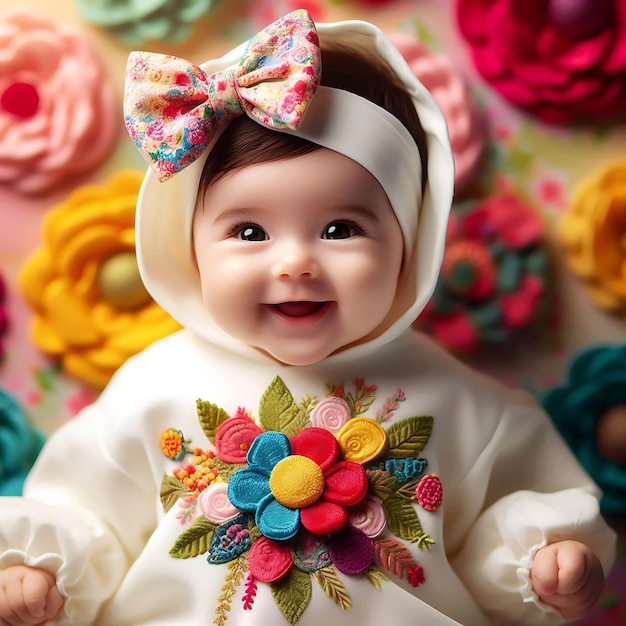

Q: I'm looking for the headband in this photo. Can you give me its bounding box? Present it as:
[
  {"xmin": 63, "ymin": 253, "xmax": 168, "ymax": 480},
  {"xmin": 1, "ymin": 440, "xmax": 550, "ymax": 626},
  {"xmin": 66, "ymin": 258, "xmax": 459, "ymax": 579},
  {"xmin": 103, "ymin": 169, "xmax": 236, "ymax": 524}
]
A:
[
  {"xmin": 126, "ymin": 11, "xmax": 455, "ymax": 358},
  {"xmin": 124, "ymin": 9, "xmax": 421, "ymax": 251}
]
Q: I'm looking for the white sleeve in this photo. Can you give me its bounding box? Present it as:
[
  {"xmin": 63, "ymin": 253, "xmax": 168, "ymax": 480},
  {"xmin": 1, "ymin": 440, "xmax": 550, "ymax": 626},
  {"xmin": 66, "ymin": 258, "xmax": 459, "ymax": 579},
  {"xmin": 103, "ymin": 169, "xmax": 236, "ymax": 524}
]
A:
[
  {"xmin": 0, "ymin": 377, "xmax": 159, "ymax": 624},
  {"xmin": 447, "ymin": 389, "xmax": 617, "ymax": 624}
]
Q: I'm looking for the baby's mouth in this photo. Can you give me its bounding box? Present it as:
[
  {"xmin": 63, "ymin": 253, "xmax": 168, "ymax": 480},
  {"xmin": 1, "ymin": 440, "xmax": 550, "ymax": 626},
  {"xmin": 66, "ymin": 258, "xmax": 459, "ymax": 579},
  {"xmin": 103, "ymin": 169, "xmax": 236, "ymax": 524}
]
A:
[{"xmin": 271, "ymin": 301, "xmax": 328, "ymax": 318}]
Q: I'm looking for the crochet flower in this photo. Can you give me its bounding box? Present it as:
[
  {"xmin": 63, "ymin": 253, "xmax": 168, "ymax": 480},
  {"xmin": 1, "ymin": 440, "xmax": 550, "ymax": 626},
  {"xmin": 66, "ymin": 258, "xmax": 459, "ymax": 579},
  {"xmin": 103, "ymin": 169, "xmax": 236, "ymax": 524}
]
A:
[
  {"xmin": 0, "ymin": 272, "xmax": 7, "ymax": 361},
  {"xmin": 19, "ymin": 171, "xmax": 180, "ymax": 388},
  {"xmin": 456, "ymin": 0, "xmax": 626, "ymax": 124},
  {"xmin": 542, "ymin": 345, "xmax": 626, "ymax": 517},
  {"xmin": 228, "ymin": 429, "xmax": 368, "ymax": 540},
  {"xmin": 163, "ymin": 377, "xmax": 436, "ymax": 624},
  {"xmin": 390, "ymin": 33, "xmax": 486, "ymax": 195},
  {"xmin": 559, "ymin": 159, "xmax": 626, "ymax": 314},
  {"xmin": 0, "ymin": 389, "xmax": 45, "ymax": 496},
  {"xmin": 416, "ymin": 194, "xmax": 547, "ymax": 352},
  {"xmin": 0, "ymin": 9, "xmax": 117, "ymax": 194},
  {"xmin": 75, "ymin": 0, "xmax": 218, "ymax": 45}
]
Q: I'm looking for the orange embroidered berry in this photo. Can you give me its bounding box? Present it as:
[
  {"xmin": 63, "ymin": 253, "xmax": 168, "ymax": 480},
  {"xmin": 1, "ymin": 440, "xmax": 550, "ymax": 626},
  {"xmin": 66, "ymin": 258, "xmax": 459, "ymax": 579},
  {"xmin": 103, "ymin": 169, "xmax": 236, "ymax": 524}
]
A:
[{"xmin": 160, "ymin": 428, "xmax": 186, "ymax": 460}]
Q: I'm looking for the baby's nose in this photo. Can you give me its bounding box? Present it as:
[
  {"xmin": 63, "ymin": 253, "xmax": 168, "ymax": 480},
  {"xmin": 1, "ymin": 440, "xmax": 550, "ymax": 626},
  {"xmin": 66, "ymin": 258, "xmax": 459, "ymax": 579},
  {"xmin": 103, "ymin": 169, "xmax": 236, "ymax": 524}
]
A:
[{"xmin": 271, "ymin": 245, "xmax": 320, "ymax": 280}]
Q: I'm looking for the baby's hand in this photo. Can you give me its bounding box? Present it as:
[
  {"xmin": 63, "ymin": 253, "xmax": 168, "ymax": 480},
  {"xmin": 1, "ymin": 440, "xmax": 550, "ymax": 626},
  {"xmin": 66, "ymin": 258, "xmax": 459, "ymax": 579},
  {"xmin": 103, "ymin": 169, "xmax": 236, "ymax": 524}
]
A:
[
  {"xmin": 0, "ymin": 565, "xmax": 63, "ymax": 626},
  {"xmin": 530, "ymin": 540, "xmax": 604, "ymax": 619}
]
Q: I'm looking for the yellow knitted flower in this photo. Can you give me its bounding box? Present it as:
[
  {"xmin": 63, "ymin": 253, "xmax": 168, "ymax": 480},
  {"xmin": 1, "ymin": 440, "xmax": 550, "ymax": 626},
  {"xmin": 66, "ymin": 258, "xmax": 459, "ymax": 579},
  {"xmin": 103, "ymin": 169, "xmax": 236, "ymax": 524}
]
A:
[
  {"xmin": 19, "ymin": 171, "xmax": 180, "ymax": 388},
  {"xmin": 560, "ymin": 159, "xmax": 626, "ymax": 313}
]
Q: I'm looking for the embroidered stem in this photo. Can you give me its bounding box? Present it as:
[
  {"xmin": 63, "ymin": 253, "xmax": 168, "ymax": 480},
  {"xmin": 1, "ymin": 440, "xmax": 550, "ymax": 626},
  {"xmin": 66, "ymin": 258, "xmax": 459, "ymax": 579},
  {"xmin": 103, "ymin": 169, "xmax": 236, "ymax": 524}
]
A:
[{"xmin": 214, "ymin": 553, "xmax": 248, "ymax": 626}]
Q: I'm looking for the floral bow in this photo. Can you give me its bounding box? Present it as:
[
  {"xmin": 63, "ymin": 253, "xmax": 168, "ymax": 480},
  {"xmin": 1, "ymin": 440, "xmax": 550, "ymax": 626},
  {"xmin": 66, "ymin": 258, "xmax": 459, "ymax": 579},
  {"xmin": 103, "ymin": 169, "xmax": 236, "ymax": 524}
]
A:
[{"xmin": 123, "ymin": 10, "xmax": 321, "ymax": 182}]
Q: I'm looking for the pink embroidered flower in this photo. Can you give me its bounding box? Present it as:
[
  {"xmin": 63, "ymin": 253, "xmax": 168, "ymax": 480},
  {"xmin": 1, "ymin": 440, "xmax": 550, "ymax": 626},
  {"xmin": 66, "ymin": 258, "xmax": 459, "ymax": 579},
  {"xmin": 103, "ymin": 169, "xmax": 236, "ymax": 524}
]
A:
[
  {"xmin": 416, "ymin": 474, "xmax": 443, "ymax": 512},
  {"xmin": 214, "ymin": 415, "xmax": 264, "ymax": 464},
  {"xmin": 456, "ymin": 0, "xmax": 626, "ymax": 124},
  {"xmin": 197, "ymin": 482, "xmax": 240, "ymax": 524},
  {"xmin": 415, "ymin": 193, "xmax": 548, "ymax": 352},
  {"xmin": 348, "ymin": 493, "xmax": 386, "ymax": 537},
  {"xmin": 310, "ymin": 396, "xmax": 352, "ymax": 432},
  {"xmin": 390, "ymin": 33, "xmax": 486, "ymax": 195},
  {"xmin": 0, "ymin": 10, "xmax": 117, "ymax": 194}
]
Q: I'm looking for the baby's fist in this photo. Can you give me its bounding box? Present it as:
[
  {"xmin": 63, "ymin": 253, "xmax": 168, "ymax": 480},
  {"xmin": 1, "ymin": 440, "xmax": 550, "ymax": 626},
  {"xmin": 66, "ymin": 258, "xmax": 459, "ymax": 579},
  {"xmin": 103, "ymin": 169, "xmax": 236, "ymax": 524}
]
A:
[
  {"xmin": 530, "ymin": 540, "xmax": 604, "ymax": 619},
  {"xmin": 0, "ymin": 565, "xmax": 63, "ymax": 626}
]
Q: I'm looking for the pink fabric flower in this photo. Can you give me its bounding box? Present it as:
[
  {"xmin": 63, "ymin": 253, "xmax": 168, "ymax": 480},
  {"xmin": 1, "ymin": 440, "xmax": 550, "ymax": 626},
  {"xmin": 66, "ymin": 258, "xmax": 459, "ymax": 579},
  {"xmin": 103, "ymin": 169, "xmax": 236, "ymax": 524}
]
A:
[
  {"xmin": 415, "ymin": 193, "xmax": 548, "ymax": 352},
  {"xmin": 0, "ymin": 10, "xmax": 117, "ymax": 194},
  {"xmin": 390, "ymin": 33, "xmax": 486, "ymax": 195},
  {"xmin": 456, "ymin": 0, "xmax": 626, "ymax": 124},
  {"xmin": 197, "ymin": 482, "xmax": 239, "ymax": 524},
  {"xmin": 214, "ymin": 415, "xmax": 263, "ymax": 464},
  {"xmin": 310, "ymin": 396, "xmax": 352, "ymax": 432},
  {"xmin": 347, "ymin": 493, "xmax": 386, "ymax": 537}
]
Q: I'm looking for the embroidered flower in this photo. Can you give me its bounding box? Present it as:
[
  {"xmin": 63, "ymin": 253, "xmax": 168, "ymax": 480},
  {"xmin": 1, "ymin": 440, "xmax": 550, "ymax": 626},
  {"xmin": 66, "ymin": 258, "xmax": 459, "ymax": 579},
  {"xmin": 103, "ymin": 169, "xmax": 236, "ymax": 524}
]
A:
[
  {"xmin": 0, "ymin": 389, "xmax": 45, "ymax": 496},
  {"xmin": 161, "ymin": 428, "xmax": 186, "ymax": 460},
  {"xmin": 542, "ymin": 345, "xmax": 626, "ymax": 517},
  {"xmin": 75, "ymin": 0, "xmax": 218, "ymax": 45},
  {"xmin": 559, "ymin": 159, "xmax": 626, "ymax": 314},
  {"xmin": 310, "ymin": 396, "xmax": 351, "ymax": 432},
  {"xmin": 416, "ymin": 474, "xmax": 443, "ymax": 512},
  {"xmin": 197, "ymin": 482, "xmax": 239, "ymax": 524},
  {"xmin": 18, "ymin": 171, "xmax": 181, "ymax": 388},
  {"xmin": 348, "ymin": 493, "xmax": 386, "ymax": 537},
  {"xmin": 228, "ymin": 429, "xmax": 368, "ymax": 540},
  {"xmin": 416, "ymin": 193, "xmax": 548, "ymax": 353},
  {"xmin": 390, "ymin": 33, "xmax": 486, "ymax": 196},
  {"xmin": 0, "ymin": 10, "xmax": 117, "ymax": 194},
  {"xmin": 456, "ymin": 0, "xmax": 626, "ymax": 124},
  {"xmin": 162, "ymin": 376, "xmax": 437, "ymax": 624}
]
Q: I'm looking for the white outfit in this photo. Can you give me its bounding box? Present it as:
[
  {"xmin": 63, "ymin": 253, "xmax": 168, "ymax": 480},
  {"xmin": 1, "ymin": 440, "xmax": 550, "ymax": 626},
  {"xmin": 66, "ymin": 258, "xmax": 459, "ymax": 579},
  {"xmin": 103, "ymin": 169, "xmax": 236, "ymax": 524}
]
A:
[
  {"xmin": 0, "ymin": 13, "xmax": 616, "ymax": 626},
  {"xmin": 0, "ymin": 329, "xmax": 615, "ymax": 625}
]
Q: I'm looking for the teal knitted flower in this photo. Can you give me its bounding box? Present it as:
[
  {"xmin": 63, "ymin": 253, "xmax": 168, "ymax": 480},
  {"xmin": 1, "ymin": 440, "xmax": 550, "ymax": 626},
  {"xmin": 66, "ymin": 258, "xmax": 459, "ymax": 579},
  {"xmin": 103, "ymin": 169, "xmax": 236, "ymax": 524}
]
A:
[
  {"xmin": 75, "ymin": 0, "xmax": 219, "ymax": 45},
  {"xmin": 542, "ymin": 345, "xmax": 626, "ymax": 518},
  {"xmin": 0, "ymin": 389, "xmax": 46, "ymax": 496}
]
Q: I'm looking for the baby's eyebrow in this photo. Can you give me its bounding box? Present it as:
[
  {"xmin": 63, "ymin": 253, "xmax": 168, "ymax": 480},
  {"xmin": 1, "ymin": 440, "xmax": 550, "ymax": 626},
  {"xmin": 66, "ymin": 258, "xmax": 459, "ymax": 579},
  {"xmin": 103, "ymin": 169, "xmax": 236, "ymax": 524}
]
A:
[
  {"xmin": 211, "ymin": 206, "xmax": 267, "ymax": 225},
  {"xmin": 331, "ymin": 204, "xmax": 381, "ymax": 223}
]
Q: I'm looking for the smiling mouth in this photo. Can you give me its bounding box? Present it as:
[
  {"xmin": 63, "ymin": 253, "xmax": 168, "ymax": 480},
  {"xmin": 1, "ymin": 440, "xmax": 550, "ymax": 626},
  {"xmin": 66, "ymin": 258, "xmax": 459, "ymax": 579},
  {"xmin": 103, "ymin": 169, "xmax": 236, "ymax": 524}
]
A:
[{"xmin": 270, "ymin": 301, "xmax": 330, "ymax": 320}]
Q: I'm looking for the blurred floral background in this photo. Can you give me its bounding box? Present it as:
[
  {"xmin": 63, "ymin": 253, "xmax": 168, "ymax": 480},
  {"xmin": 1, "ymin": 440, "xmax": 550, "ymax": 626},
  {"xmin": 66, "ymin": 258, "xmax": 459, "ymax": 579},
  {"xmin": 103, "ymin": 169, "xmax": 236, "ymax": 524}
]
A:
[{"xmin": 0, "ymin": 0, "xmax": 625, "ymax": 621}]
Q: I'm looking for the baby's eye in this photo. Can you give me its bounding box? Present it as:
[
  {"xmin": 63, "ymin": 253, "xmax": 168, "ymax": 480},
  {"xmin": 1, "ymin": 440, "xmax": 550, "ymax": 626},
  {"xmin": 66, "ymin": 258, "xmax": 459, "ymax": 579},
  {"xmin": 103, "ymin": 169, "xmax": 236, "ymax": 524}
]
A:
[
  {"xmin": 235, "ymin": 224, "xmax": 268, "ymax": 241},
  {"xmin": 322, "ymin": 220, "xmax": 364, "ymax": 240}
]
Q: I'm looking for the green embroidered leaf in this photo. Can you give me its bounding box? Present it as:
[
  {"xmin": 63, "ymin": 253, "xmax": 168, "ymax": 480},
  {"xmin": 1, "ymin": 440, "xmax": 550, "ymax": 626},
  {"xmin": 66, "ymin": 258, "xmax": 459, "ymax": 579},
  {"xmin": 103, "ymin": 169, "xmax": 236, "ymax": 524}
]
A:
[
  {"xmin": 169, "ymin": 517, "xmax": 217, "ymax": 559},
  {"xmin": 372, "ymin": 536, "xmax": 419, "ymax": 579},
  {"xmin": 271, "ymin": 566, "xmax": 312, "ymax": 625},
  {"xmin": 386, "ymin": 415, "xmax": 433, "ymax": 458},
  {"xmin": 196, "ymin": 399, "xmax": 229, "ymax": 443},
  {"xmin": 364, "ymin": 565, "xmax": 389, "ymax": 590},
  {"xmin": 396, "ymin": 479, "xmax": 420, "ymax": 501},
  {"xmin": 298, "ymin": 394, "xmax": 317, "ymax": 421},
  {"xmin": 160, "ymin": 474, "xmax": 191, "ymax": 513},
  {"xmin": 382, "ymin": 493, "xmax": 428, "ymax": 544},
  {"xmin": 366, "ymin": 469, "xmax": 398, "ymax": 502},
  {"xmin": 214, "ymin": 554, "xmax": 248, "ymax": 626},
  {"xmin": 213, "ymin": 458, "xmax": 245, "ymax": 480},
  {"xmin": 259, "ymin": 377, "xmax": 306, "ymax": 437},
  {"xmin": 313, "ymin": 565, "xmax": 351, "ymax": 610}
]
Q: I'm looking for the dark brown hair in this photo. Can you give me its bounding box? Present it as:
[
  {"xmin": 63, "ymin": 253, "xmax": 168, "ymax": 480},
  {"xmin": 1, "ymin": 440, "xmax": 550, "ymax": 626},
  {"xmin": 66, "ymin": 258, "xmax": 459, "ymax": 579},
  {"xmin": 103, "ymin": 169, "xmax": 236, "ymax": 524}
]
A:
[{"xmin": 198, "ymin": 44, "xmax": 428, "ymax": 196}]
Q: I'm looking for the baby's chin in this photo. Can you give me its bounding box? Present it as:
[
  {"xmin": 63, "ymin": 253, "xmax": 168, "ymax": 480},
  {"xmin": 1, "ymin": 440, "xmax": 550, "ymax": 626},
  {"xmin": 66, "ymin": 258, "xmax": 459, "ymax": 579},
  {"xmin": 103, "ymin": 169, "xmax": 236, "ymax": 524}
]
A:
[{"xmin": 253, "ymin": 344, "xmax": 338, "ymax": 367}]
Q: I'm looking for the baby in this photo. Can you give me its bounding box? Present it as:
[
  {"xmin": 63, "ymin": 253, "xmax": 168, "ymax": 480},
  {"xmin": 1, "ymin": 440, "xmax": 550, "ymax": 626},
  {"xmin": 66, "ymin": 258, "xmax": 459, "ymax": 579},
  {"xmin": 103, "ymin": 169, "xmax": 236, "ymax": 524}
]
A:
[{"xmin": 0, "ymin": 10, "xmax": 616, "ymax": 626}]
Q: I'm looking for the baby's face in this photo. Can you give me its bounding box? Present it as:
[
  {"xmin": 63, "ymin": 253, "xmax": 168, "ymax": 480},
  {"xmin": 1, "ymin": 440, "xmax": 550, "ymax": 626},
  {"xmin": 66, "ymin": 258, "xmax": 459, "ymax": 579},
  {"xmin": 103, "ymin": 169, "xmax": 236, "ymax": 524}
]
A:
[{"xmin": 192, "ymin": 148, "xmax": 404, "ymax": 365}]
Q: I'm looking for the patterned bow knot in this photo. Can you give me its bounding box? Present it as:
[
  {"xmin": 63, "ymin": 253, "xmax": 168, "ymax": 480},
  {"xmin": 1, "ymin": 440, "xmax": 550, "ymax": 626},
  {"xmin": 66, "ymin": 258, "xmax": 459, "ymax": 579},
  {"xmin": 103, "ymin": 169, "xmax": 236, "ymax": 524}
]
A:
[{"xmin": 124, "ymin": 10, "xmax": 321, "ymax": 182}]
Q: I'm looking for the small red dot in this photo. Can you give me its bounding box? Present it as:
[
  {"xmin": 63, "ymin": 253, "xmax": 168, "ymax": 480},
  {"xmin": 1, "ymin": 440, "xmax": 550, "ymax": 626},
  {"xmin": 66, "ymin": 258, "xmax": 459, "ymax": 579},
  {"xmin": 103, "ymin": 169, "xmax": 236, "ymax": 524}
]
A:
[{"xmin": 1, "ymin": 82, "xmax": 40, "ymax": 119}]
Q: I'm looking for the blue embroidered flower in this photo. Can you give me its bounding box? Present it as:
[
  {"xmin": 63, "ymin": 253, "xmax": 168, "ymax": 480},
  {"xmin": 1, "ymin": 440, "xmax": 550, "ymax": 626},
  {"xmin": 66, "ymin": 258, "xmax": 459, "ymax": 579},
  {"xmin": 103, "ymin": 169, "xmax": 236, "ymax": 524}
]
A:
[
  {"xmin": 227, "ymin": 429, "xmax": 368, "ymax": 541},
  {"xmin": 0, "ymin": 389, "xmax": 46, "ymax": 496},
  {"xmin": 542, "ymin": 345, "xmax": 626, "ymax": 518}
]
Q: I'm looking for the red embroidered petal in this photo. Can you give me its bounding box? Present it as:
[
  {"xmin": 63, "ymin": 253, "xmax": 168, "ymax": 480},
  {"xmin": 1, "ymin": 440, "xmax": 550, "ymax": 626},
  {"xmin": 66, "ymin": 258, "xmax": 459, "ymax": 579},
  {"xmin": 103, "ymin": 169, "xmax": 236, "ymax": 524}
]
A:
[
  {"xmin": 248, "ymin": 536, "xmax": 293, "ymax": 582},
  {"xmin": 215, "ymin": 416, "xmax": 263, "ymax": 464},
  {"xmin": 323, "ymin": 460, "xmax": 368, "ymax": 506},
  {"xmin": 300, "ymin": 500, "xmax": 347, "ymax": 535},
  {"xmin": 290, "ymin": 427, "xmax": 339, "ymax": 471},
  {"xmin": 328, "ymin": 526, "xmax": 374, "ymax": 575}
]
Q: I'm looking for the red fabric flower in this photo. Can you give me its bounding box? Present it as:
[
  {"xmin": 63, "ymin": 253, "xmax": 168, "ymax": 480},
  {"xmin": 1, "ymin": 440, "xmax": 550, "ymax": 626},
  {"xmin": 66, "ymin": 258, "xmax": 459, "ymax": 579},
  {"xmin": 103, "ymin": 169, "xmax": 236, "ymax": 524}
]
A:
[{"xmin": 456, "ymin": 0, "xmax": 626, "ymax": 124}]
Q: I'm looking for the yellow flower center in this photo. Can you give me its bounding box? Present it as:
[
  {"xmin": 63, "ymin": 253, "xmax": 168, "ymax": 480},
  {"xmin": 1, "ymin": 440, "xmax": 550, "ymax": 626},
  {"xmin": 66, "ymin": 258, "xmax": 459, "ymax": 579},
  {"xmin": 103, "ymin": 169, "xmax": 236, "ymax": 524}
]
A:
[
  {"xmin": 269, "ymin": 455, "xmax": 324, "ymax": 508},
  {"xmin": 97, "ymin": 251, "xmax": 151, "ymax": 310}
]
